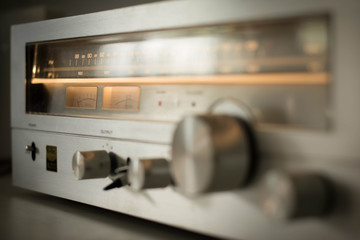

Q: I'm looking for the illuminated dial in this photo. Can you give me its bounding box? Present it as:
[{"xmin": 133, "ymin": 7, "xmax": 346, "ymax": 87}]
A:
[
  {"xmin": 65, "ymin": 86, "xmax": 97, "ymax": 109},
  {"xmin": 102, "ymin": 86, "xmax": 140, "ymax": 111}
]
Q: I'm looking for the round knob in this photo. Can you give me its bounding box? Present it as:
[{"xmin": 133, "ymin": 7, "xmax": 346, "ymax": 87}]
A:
[
  {"xmin": 127, "ymin": 158, "xmax": 171, "ymax": 191},
  {"xmin": 72, "ymin": 150, "xmax": 111, "ymax": 180},
  {"xmin": 260, "ymin": 170, "xmax": 333, "ymax": 220},
  {"xmin": 171, "ymin": 114, "xmax": 257, "ymax": 196}
]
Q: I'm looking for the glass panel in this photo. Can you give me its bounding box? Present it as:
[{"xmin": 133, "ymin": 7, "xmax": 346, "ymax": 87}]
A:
[{"xmin": 25, "ymin": 15, "xmax": 330, "ymax": 128}]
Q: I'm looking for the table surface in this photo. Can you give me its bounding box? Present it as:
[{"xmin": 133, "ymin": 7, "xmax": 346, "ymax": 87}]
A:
[{"xmin": 0, "ymin": 172, "xmax": 217, "ymax": 240}]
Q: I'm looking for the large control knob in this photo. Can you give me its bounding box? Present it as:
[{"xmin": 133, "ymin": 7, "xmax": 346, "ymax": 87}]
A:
[
  {"xmin": 260, "ymin": 170, "xmax": 333, "ymax": 220},
  {"xmin": 127, "ymin": 158, "xmax": 171, "ymax": 191},
  {"xmin": 171, "ymin": 114, "xmax": 257, "ymax": 195},
  {"xmin": 72, "ymin": 150, "xmax": 111, "ymax": 180}
]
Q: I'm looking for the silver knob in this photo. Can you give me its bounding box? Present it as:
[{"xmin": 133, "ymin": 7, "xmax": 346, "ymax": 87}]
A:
[
  {"xmin": 127, "ymin": 158, "xmax": 171, "ymax": 191},
  {"xmin": 25, "ymin": 145, "xmax": 34, "ymax": 152},
  {"xmin": 260, "ymin": 170, "xmax": 333, "ymax": 220},
  {"xmin": 171, "ymin": 114, "xmax": 257, "ymax": 196},
  {"xmin": 72, "ymin": 150, "xmax": 111, "ymax": 180}
]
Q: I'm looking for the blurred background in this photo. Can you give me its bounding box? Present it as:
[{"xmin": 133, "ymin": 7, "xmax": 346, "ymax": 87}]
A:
[{"xmin": 0, "ymin": 0, "xmax": 164, "ymax": 173}]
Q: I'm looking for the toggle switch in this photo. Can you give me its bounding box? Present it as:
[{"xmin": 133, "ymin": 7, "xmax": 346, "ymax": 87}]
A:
[{"xmin": 25, "ymin": 142, "xmax": 37, "ymax": 161}]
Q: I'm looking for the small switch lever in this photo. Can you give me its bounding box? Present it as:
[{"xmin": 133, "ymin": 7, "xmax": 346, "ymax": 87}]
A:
[{"xmin": 25, "ymin": 142, "xmax": 37, "ymax": 161}]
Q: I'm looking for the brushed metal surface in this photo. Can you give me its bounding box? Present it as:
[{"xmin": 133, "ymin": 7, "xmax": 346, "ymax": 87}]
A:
[
  {"xmin": 171, "ymin": 115, "xmax": 250, "ymax": 195},
  {"xmin": 127, "ymin": 158, "xmax": 171, "ymax": 191},
  {"xmin": 72, "ymin": 150, "xmax": 111, "ymax": 180},
  {"xmin": 12, "ymin": 129, "xmax": 360, "ymax": 239},
  {"xmin": 260, "ymin": 170, "xmax": 330, "ymax": 220},
  {"xmin": 0, "ymin": 174, "xmax": 214, "ymax": 240}
]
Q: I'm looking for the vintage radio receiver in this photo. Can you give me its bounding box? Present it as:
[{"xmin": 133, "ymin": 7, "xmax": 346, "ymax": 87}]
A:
[{"xmin": 11, "ymin": 1, "xmax": 360, "ymax": 239}]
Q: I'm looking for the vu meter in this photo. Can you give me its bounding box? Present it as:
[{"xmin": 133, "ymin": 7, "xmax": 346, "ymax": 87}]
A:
[
  {"xmin": 102, "ymin": 86, "xmax": 140, "ymax": 111},
  {"xmin": 65, "ymin": 87, "xmax": 97, "ymax": 109}
]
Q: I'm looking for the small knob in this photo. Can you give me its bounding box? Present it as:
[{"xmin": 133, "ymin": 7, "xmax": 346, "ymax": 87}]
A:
[
  {"xmin": 260, "ymin": 170, "xmax": 333, "ymax": 220},
  {"xmin": 25, "ymin": 145, "xmax": 34, "ymax": 152},
  {"xmin": 171, "ymin": 114, "xmax": 257, "ymax": 195},
  {"xmin": 25, "ymin": 142, "xmax": 37, "ymax": 161},
  {"xmin": 127, "ymin": 158, "xmax": 171, "ymax": 191},
  {"xmin": 72, "ymin": 150, "xmax": 111, "ymax": 180}
]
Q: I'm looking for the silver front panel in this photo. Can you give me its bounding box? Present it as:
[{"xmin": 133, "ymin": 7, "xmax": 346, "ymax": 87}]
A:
[
  {"xmin": 12, "ymin": 129, "xmax": 360, "ymax": 239},
  {"xmin": 11, "ymin": 0, "xmax": 360, "ymax": 239}
]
